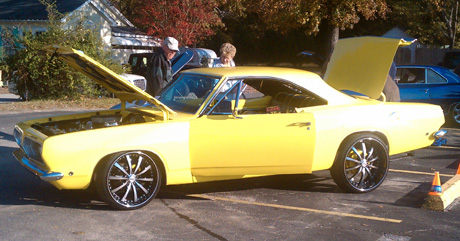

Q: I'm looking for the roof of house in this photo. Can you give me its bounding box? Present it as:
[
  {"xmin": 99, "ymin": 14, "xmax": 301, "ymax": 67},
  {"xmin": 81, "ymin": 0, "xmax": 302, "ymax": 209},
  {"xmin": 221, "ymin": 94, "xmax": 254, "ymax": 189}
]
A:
[
  {"xmin": 0, "ymin": 0, "xmax": 155, "ymax": 44},
  {"xmin": 112, "ymin": 26, "xmax": 146, "ymax": 36},
  {"xmin": 0, "ymin": 0, "xmax": 88, "ymax": 21}
]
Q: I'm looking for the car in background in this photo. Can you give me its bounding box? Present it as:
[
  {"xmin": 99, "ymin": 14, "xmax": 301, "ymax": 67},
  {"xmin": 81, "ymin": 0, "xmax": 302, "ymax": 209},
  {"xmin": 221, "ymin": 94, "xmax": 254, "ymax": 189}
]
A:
[
  {"xmin": 128, "ymin": 47, "xmax": 217, "ymax": 79},
  {"xmin": 396, "ymin": 65, "xmax": 460, "ymax": 125},
  {"xmin": 121, "ymin": 73, "xmax": 146, "ymax": 91},
  {"xmin": 296, "ymin": 51, "xmax": 326, "ymax": 67}
]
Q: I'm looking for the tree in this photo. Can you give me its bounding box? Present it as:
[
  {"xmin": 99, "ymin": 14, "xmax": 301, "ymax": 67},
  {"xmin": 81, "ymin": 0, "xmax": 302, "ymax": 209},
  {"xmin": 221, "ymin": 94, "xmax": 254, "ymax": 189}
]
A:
[
  {"xmin": 134, "ymin": 0, "xmax": 222, "ymax": 46},
  {"xmin": 249, "ymin": 0, "xmax": 389, "ymax": 60},
  {"xmin": 109, "ymin": 0, "xmax": 142, "ymax": 23},
  {"xmin": 428, "ymin": 0, "xmax": 459, "ymax": 48},
  {"xmin": 365, "ymin": 0, "xmax": 460, "ymax": 48},
  {"xmin": 2, "ymin": 0, "xmax": 123, "ymax": 100}
]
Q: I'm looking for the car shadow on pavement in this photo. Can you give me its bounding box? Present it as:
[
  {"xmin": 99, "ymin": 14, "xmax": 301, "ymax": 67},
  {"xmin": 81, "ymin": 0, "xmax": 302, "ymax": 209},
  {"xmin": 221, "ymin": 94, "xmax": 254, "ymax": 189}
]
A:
[
  {"xmin": 343, "ymin": 182, "xmax": 431, "ymax": 209},
  {"xmin": 1, "ymin": 142, "xmax": 342, "ymax": 210},
  {"xmin": 392, "ymin": 182, "xmax": 433, "ymax": 208},
  {"xmin": 0, "ymin": 131, "xmax": 15, "ymax": 142},
  {"xmin": 158, "ymin": 172, "xmax": 341, "ymax": 200},
  {"xmin": 0, "ymin": 145, "xmax": 112, "ymax": 210}
]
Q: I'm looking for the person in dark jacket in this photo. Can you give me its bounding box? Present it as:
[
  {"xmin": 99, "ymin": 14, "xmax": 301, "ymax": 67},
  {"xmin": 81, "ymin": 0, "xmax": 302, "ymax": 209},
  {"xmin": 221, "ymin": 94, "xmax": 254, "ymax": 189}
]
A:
[{"xmin": 146, "ymin": 37, "xmax": 179, "ymax": 96}]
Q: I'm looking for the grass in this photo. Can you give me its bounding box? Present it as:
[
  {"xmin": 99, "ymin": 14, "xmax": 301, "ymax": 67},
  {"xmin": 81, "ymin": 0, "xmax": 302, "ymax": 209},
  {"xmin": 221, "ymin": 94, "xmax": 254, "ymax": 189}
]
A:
[{"xmin": 0, "ymin": 87, "xmax": 120, "ymax": 113}]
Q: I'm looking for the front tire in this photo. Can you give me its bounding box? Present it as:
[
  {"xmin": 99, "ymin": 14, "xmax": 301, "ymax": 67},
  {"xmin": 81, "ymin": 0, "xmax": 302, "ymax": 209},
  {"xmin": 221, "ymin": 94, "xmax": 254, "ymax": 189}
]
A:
[
  {"xmin": 96, "ymin": 151, "xmax": 162, "ymax": 210},
  {"xmin": 330, "ymin": 134, "xmax": 389, "ymax": 193}
]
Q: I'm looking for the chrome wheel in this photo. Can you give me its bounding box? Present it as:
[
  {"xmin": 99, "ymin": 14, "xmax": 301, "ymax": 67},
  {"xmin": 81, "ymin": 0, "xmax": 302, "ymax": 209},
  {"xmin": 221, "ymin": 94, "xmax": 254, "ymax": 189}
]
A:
[
  {"xmin": 331, "ymin": 134, "xmax": 389, "ymax": 193},
  {"xmin": 96, "ymin": 151, "xmax": 161, "ymax": 210}
]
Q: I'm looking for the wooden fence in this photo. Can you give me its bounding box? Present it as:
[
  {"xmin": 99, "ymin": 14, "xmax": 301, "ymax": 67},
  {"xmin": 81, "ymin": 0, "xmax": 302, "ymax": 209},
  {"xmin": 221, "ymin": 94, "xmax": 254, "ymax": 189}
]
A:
[{"xmin": 395, "ymin": 47, "xmax": 460, "ymax": 66}]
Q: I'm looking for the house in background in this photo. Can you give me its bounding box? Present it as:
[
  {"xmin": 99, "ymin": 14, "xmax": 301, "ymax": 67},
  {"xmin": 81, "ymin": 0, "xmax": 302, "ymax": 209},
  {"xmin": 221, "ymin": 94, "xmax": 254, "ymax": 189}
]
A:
[
  {"xmin": 0, "ymin": 0, "xmax": 159, "ymax": 63},
  {"xmin": 382, "ymin": 27, "xmax": 417, "ymax": 65},
  {"xmin": 382, "ymin": 27, "xmax": 457, "ymax": 66}
]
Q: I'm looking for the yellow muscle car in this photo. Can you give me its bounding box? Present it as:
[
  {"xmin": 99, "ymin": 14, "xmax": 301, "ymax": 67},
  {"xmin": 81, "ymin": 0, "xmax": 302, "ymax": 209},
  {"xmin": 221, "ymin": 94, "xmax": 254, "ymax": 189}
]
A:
[{"xmin": 12, "ymin": 37, "xmax": 445, "ymax": 210}]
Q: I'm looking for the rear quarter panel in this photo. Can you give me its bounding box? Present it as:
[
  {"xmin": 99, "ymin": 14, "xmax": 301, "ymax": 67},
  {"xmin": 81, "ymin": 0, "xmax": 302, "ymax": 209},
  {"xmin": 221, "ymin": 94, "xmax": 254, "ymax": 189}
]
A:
[{"xmin": 306, "ymin": 102, "xmax": 444, "ymax": 171}]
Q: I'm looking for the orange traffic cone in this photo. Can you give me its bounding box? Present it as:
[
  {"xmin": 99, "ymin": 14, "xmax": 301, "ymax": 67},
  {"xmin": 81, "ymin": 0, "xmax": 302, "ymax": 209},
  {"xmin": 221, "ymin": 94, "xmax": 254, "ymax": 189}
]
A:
[
  {"xmin": 457, "ymin": 163, "xmax": 460, "ymax": 175},
  {"xmin": 428, "ymin": 172, "xmax": 442, "ymax": 196}
]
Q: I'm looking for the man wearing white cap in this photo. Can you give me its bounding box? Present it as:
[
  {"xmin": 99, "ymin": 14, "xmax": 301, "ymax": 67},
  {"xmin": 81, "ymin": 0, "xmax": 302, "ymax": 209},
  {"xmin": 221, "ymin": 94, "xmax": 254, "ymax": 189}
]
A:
[{"xmin": 146, "ymin": 37, "xmax": 179, "ymax": 96}]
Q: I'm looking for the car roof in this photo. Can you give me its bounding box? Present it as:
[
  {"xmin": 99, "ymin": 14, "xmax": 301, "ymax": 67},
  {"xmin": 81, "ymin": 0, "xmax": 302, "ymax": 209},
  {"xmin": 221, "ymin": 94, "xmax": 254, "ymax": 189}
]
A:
[
  {"xmin": 397, "ymin": 65, "xmax": 447, "ymax": 69},
  {"xmin": 181, "ymin": 66, "xmax": 355, "ymax": 105},
  {"xmin": 182, "ymin": 66, "xmax": 316, "ymax": 78}
]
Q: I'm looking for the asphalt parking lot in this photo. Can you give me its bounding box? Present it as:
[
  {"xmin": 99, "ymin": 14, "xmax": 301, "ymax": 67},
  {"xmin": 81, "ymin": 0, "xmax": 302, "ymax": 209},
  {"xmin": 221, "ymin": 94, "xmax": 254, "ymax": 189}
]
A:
[{"xmin": 1, "ymin": 111, "xmax": 459, "ymax": 240}]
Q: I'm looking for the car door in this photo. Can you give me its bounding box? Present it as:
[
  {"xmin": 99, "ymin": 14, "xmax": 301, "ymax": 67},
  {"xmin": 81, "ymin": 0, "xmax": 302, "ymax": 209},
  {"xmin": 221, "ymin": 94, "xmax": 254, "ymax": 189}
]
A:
[
  {"xmin": 189, "ymin": 79, "xmax": 317, "ymax": 177},
  {"xmin": 397, "ymin": 67, "xmax": 430, "ymax": 102}
]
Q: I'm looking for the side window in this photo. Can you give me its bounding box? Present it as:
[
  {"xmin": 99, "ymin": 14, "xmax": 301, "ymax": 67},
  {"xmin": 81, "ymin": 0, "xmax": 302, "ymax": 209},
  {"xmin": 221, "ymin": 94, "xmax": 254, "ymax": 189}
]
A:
[
  {"xmin": 141, "ymin": 57, "xmax": 148, "ymax": 68},
  {"xmin": 395, "ymin": 68, "xmax": 403, "ymax": 82},
  {"xmin": 427, "ymin": 69, "xmax": 447, "ymax": 84},
  {"xmin": 210, "ymin": 80, "xmax": 245, "ymax": 114},
  {"xmin": 398, "ymin": 68, "xmax": 425, "ymax": 84},
  {"xmin": 208, "ymin": 78, "xmax": 326, "ymax": 115},
  {"xmin": 131, "ymin": 57, "xmax": 138, "ymax": 67}
]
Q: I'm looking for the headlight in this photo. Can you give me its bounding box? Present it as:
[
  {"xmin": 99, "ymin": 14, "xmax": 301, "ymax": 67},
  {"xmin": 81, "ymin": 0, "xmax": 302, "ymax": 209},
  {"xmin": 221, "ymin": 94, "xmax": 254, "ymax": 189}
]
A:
[
  {"xmin": 23, "ymin": 137, "xmax": 44, "ymax": 164},
  {"xmin": 13, "ymin": 126, "xmax": 23, "ymax": 146}
]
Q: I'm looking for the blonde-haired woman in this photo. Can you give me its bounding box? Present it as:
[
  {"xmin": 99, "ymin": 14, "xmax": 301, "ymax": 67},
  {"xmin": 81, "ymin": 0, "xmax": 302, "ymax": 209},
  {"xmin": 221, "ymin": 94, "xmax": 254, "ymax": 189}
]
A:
[{"xmin": 213, "ymin": 43, "xmax": 236, "ymax": 67}]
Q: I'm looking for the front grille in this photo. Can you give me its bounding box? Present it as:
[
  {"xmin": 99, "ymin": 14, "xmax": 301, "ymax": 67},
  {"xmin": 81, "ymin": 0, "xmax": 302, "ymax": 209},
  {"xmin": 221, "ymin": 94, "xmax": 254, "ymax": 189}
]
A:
[
  {"xmin": 133, "ymin": 79, "xmax": 146, "ymax": 91},
  {"xmin": 23, "ymin": 137, "xmax": 44, "ymax": 164}
]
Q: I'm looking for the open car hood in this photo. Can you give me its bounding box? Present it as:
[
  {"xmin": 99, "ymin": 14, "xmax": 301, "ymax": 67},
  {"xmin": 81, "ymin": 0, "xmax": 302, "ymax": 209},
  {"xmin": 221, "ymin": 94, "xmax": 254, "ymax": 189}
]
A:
[
  {"xmin": 43, "ymin": 45, "xmax": 176, "ymax": 116},
  {"xmin": 324, "ymin": 36, "xmax": 415, "ymax": 99}
]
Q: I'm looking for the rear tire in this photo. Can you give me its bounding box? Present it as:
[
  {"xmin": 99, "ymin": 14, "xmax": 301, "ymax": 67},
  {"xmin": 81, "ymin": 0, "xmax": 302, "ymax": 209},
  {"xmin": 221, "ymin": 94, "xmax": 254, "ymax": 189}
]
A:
[
  {"xmin": 95, "ymin": 151, "xmax": 162, "ymax": 210},
  {"xmin": 448, "ymin": 103, "xmax": 460, "ymax": 126},
  {"xmin": 330, "ymin": 134, "xmax": 389, "ymax": 193}
]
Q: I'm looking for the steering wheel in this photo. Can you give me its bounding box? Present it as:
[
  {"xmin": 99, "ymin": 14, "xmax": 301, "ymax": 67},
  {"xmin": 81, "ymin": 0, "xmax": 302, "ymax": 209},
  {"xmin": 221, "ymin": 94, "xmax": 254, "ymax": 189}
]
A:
[{"xmin": 175, "ymin": 82, "xmax": 190, "ymax": 97}]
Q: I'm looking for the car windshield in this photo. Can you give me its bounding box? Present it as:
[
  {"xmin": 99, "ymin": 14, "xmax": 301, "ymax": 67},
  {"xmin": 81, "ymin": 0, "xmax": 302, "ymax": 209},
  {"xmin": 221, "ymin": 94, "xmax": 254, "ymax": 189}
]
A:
[{"xmin": 158, "ymin": 74, "xmax": 221, "ymax": 113}]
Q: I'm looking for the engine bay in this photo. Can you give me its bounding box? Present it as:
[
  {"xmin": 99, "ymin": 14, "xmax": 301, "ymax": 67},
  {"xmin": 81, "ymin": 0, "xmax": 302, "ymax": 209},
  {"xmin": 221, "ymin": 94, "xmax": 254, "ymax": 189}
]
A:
[{"xmin": 31, "ymin": 111, "xmax": 152, "ymax": 136}]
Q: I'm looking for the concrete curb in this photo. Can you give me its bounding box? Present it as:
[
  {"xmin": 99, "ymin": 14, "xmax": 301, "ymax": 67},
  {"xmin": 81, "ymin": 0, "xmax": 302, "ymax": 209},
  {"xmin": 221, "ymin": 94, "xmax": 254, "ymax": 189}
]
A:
[{"xmin": 423, "ymin": 174, "xmax": 460, "ymax": 211}]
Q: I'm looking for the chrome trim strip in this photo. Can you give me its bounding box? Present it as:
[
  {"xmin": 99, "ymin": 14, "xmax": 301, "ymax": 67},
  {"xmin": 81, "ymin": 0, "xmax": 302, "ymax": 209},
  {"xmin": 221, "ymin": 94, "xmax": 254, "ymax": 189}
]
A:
[{"xmin": 12, "ymin": 149, "xmax": 64, "ymax": 182}]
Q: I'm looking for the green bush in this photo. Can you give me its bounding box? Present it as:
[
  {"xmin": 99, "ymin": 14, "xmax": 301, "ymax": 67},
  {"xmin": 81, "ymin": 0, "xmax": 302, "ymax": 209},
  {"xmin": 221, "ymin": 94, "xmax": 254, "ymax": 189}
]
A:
[{"xmin": 2, "ymin": 0, "xmax": 124, "ymax": 100}]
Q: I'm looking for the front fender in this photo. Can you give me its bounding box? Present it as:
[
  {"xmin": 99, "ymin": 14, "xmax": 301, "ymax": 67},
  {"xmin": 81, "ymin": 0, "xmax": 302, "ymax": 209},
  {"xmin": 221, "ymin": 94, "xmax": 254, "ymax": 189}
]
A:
[{"xmin": 41, "ymin": 121, "xmax": 192, "ymax": 189}]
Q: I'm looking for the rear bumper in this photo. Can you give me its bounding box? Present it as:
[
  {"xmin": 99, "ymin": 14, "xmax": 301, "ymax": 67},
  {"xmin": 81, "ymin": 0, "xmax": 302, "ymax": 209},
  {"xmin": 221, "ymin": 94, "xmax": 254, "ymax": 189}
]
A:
[{"xmin": 12, "ymin": 149, "xmax": 64, "ymax": 182}]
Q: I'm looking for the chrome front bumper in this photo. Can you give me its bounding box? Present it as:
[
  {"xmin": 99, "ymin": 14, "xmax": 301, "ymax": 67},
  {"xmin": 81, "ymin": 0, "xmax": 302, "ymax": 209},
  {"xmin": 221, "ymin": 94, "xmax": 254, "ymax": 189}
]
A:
[{"xmin": 12, "ymin": 149, "xmax": 64, "ymax": 182}]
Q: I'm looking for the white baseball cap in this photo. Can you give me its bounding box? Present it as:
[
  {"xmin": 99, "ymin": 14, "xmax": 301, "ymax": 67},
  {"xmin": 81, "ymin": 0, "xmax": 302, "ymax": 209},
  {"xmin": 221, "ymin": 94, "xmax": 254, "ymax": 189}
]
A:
[{"xmin": 163, "ymin": 37, "xmax": 179, "ymax": 52}]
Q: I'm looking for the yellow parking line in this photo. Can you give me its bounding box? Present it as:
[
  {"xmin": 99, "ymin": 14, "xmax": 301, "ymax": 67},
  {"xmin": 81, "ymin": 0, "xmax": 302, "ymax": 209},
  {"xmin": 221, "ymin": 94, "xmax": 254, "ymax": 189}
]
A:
[
  {"xmin": 187, "ymin": 194, "xmax": 402, "ymax": 223},
  {"xmin": 389, "ymin": 169, "xmax": 455, "ymax": 177}
]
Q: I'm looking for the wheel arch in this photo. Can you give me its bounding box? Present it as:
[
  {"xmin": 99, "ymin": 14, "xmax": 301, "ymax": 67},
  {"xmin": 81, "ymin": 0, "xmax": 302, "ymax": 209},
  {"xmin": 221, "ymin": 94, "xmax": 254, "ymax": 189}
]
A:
[{"xmin": 339, "ymin": 130, "xmax": 389, "ymax": 152}]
